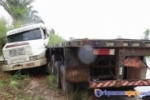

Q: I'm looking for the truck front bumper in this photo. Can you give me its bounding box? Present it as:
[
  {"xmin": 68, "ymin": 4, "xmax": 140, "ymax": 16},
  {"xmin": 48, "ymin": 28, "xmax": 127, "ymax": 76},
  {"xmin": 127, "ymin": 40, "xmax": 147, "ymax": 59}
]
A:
[{"xmin": 2, "ymin": 58, "xmax": 47, "ymax": 71}]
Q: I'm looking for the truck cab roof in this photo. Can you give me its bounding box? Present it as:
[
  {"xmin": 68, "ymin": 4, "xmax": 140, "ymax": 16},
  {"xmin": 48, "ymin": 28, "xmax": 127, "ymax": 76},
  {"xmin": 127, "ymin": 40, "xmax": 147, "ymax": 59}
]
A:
[{"xmin": 6, "ymin": 23, "xmax": 46, "ymax": 36}]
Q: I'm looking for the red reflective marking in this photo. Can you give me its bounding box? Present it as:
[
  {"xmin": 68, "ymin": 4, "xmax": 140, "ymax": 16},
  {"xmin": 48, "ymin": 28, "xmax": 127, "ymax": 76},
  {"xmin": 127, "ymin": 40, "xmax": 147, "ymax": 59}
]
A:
[
  {"xmin": 5, "ymin": 42, "xmax": 29, "ymax": 48},
  {"xmin": 27, "ymin": 62, "xmax": 35, "ymax": 66},
  {"xmin": 93, "ymin": 49, "xmax": 110, "ymax": 55}
]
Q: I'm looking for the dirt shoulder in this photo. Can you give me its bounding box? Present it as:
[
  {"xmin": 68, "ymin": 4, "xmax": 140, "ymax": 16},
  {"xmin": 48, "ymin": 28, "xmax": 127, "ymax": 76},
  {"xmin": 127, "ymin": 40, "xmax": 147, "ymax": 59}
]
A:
[{"xmin": 0, "ymin": 69, "xmax": 65, "ymax": 100}]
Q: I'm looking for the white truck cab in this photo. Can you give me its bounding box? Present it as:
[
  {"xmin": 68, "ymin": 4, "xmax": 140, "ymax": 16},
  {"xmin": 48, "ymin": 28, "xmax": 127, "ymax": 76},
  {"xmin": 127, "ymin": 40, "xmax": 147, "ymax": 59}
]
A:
[{"xmin": 1, "ymin": 23, "xmax": 50, "ymax": 71}]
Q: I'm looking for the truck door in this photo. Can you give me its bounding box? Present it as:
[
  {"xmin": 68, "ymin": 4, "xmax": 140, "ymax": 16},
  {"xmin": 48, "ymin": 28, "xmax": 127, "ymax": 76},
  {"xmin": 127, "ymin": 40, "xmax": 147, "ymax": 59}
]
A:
[{"xmin": 42, "ymin": 28, "xmax": 49, "ymax": 46}]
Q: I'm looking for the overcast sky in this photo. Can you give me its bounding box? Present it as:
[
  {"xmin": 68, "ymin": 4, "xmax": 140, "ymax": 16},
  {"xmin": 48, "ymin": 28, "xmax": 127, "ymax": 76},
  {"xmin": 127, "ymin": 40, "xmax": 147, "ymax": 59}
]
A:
[{"xmin": 1, "ymin": 0, "xmax": 150, "ymax": 40}]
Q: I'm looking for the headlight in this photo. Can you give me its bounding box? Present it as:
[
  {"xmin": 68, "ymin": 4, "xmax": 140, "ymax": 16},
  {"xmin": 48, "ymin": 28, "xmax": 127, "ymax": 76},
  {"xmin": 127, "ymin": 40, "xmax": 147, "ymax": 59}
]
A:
[{"xmin": 29, "ymin": 56, "xmax": 38, "ymax": 61}]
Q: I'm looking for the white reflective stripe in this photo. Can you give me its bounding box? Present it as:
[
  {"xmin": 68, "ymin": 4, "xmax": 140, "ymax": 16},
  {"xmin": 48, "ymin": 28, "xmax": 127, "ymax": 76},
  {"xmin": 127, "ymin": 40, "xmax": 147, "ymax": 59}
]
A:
[
  {"xmin": 142, "ymin": 81, "xmax": 148, "ymax": 85},
  {"xmin": 119, "ymin": 67, "xmax": 123, "ymax": 75},
  {"xmin": 128, "ymin": 82, "xmax": 133, "ymax": 86},
  {"xmin": 122, "ymin": 81, "xmax": 128, "ymax": 86},
  {"xmin": 109, "ymin": 49, "xmax": 115, "ymax": 55},
  {"xmin": 97, "ymin": 83, "xmax": 103, "ymax": 87},
  {"xmin": 92, "ymin": 83, "xmax": 96, "ymax": 87},
  {"xmin": 109, "ymin": 81, "xmax": 115, "ymax": 86},
  {"xmin": 134, "ymin": 80, "xmax": 141, "ymax": 85},
  {"xmin": 103, "ymin": 81, "xmax": 111, "ymax": 87}
]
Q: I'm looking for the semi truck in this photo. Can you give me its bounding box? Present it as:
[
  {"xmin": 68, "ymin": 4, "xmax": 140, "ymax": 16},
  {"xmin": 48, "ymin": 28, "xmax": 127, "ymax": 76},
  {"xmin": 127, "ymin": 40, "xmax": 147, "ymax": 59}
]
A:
[
  {"xmin": 1, "ymin": 23, "xmax": 50, "ymax": 72},
  {"xmin": 48, "ymin": 38, "xmax": 150, "ymax": 95},
  {"xmin": 1, "ymin": 23, "xmax": 150, "ymax": 98}
]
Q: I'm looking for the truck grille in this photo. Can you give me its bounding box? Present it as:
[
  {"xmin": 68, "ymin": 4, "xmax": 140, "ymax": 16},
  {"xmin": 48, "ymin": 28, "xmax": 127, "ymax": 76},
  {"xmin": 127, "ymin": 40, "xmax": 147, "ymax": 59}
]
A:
[{"xmin": 9, "ymin": 48, "xmax": 25, "ymax": 57}]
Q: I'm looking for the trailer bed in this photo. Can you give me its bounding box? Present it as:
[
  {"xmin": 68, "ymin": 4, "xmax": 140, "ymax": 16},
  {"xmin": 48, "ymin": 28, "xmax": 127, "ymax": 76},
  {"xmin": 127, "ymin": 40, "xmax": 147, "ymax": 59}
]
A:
[{"xmin": 50, "ymin": 38, "xmax": 150, "ymax": 48}]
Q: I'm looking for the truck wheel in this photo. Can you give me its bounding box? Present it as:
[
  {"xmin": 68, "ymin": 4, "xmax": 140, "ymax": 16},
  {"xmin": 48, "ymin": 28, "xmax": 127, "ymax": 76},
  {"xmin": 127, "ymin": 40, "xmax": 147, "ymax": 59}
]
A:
[
  {"xmin": 60, "ymin": 65, "xmax": 75, "ymax": 95},
  {"xmin": 54, "ymin": 61, "xmax": 62, "ymax": 88},
  {"xmin": 44, "ymin": 60, "xmax": 51, "ymax": 75}
]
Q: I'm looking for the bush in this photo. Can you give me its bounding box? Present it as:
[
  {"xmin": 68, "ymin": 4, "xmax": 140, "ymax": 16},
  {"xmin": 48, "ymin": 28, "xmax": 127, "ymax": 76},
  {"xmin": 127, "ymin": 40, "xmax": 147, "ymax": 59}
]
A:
[
  {"xmin": 49, "ymin": 33, "xmax": 66, "ymax": 44},
  {"xmin": 0, "ymin": 18, "xmax": 8, "ymax": 38}
]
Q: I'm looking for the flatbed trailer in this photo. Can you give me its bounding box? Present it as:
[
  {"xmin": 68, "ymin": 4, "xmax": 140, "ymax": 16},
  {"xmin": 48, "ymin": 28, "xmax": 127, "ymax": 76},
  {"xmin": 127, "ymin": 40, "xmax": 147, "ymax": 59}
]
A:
[{"xmin": 47, "ymin": 38, "xmax": 150, "ymax": 95}]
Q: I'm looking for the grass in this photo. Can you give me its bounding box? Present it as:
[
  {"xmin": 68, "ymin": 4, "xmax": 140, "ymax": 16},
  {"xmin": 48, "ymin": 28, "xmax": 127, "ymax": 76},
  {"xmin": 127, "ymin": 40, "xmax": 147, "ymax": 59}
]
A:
[
  {"xmin": 15, "ymin": 92, "xmax": 44, "ymax": 100},
  {"xmin": 47, "ymin": 74, "xmax": 56, "ymax": 89},
  {"xmin": 0, "ymin": 70, "xmax": 31, "ymax": 99},
  {"xmin": 49, "ymin": 33, "xmax": 66, "ymax": 45},
  {"xmin": 66, "ymin": 88, "xmax": 92, "ymax": 100},
  {"xmin": 47, "ymin": 74, "xmax": 91, "ymax": 100}
]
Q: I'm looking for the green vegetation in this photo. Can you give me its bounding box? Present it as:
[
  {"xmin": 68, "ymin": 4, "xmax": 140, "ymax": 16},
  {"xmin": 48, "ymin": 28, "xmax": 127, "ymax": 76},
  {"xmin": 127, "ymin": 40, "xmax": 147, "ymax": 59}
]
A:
[
  {"xmin": 47, "ymin": 74, "xmax": 91, "ymax": 100},
  {"xmin": 47, "ymin": 74, "xmax": 56, "ymax": 89},
  {"xmin": 49, "ymin": 28, "xmax": 66, "ymax": 44},
  {"xmin": 47, "ymin": 74, "xmax": 62, "ymax": 93},
  {"xmin": 49, "ymin": 33, "xmax": 66, "ymax": 44},
  {"xmin": 0, "ymin": 18, "xmax": 9, "ymax": 55},
  {"xmin": 0, "ymin": 18, "xmax": 8, "ymax": 38},
  {"xmin": 0, "ymin": 71, "xmax": 31, "ymax": 100},
  {"xmin": 0, "ymin": 0, "xmax": 44, "ymax": 24},
  {"xmin": 67, "ymin": 90, "xmax": 92, "ymax": 100}
]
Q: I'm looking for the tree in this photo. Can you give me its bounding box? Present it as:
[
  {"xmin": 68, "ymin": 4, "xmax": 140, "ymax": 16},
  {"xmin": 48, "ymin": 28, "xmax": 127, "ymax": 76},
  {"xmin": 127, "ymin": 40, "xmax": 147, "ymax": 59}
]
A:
[
  {"xmin": 22, "ymin": 6, "xmax": 44, "ymax": 24},
  {"xmin": 116, "ymin": 35, "xmax": 122, "ymax": 39},
  {"xmin": 50, "ymin": 29, "xmax": 55, "ymax": 34},
  {"xmin": 0, "ymin": 0, "xmax": 44, "ymax": 25},
  {"xmin": 143, "ymin": 29, "xmax": 149, "ymax": 40},
  {"xmin": 0, "ymin": 18, "xmax": 9, "ymax": 50}
]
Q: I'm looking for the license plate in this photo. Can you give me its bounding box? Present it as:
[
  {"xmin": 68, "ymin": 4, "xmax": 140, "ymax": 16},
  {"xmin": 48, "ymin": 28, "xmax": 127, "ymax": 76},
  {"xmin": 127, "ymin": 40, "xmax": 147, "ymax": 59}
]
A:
[
  {"xmin": 27, "ymin": 62, "xmax": 35, "ymax": 67},
  {"xmin": 124, "ymin": 57, "xmax": 141, "ymax": 68}
]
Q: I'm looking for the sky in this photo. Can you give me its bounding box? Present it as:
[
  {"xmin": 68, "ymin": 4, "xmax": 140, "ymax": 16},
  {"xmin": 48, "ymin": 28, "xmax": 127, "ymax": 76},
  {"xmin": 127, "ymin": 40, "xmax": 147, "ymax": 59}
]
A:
[{"xmin": 0, "ymin": 0, "xmax": 150, "ymax": 40}]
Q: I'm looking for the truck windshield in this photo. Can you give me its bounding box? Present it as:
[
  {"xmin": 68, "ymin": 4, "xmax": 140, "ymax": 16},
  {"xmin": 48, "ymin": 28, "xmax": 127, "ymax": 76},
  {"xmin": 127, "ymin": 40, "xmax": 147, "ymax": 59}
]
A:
[{"xmin": 7, "ymin": 28, "xmax": 42, "ymax": 43}]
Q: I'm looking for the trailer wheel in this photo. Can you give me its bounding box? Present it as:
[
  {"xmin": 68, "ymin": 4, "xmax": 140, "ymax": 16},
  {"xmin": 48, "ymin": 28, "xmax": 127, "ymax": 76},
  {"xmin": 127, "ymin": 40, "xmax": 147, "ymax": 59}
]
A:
[
  {"xmin": 55, "ymin": 61, "xmax": 62, "ymax": 88},
  {"xmin": 60, "ymin": 65, "xmax": 75, "ymax": 95},
  {"xmin": 48, "ymin": 55, "xmax": 57, "ymax": 75}
]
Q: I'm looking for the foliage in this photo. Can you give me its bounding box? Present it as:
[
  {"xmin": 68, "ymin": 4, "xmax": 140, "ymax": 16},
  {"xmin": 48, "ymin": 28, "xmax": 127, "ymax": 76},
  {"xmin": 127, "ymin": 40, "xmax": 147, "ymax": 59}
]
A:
[
  {"xmin": 143, "ymin": 29, "xmax": 149, "ymax": 40},
  {"xmin": 9, "ymin": 71, "xmax": 29, "ymax": 90},
  {"xmin": 49, "ymin": 33, "xmax": 66, "ymax": 44},
  {"xmin": 47, "ymin": 75, "xmax": 56, "ymax": 89},
  {"xmin": 0, "ymin": 17, "xmax": 8, "ymax": 38},
  {"xmin": 10, "ymin": 71, "xmax": 28, "ymax": 81},
  {"xmin": 49, "ymin": 29, "xmax": 66, "ymax": 44},
  {"xmin": 50, "ymin": 29, "xmax": 55, "ymax": 34},
  {"xmin": 67, "ymin": 90, "xmax": 92, "ymax": 100},
  {"xmin": 0, "ymin": 0, "xmax": 44, "ymax": 24},
  {"xmin": 0, "ymin": 18, "xmax": 9, "ymax": 53},
  {"xmin": 23, "ymin": 6, "xmax": 44, "ymax": 24},
  {"xmin": 9, "ymin": 80, "xmax": 19, "ymax": 89}
]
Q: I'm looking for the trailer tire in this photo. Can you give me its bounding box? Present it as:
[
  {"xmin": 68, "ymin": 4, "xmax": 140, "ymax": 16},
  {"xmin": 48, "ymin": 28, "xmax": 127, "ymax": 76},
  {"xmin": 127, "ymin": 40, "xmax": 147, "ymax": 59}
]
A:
[
  {"xmin": 60, "ymin": 65, "xmax": 75, "ymax": 95},
  {"xmin": 43, "ymin": 48, "xmax": 51, "ymax": 74},
  {"xmin": 55, "ymin": 61, "xmax": 62, "ymax": 88},
  {"xmin": 48, "ymin": 55, "xmax": 57, "ymax": 75}
]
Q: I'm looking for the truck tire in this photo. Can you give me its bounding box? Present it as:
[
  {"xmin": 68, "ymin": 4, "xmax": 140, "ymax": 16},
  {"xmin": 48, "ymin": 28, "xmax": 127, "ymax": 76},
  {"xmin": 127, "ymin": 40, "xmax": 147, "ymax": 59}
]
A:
[
  {"xmin": 60, "ymin": 65, "xmax": 75, "ymax": 95},
  {"xmin": 42, "ymin": 48, "xmax": 51, "ymax": 75},
  {"xmin": 44, "ymin": 59, "xmax": 51, "ymax": 75},
  {"xmin": 54, "ymin": 61, "xmax": 62, "ymax": 88}
]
